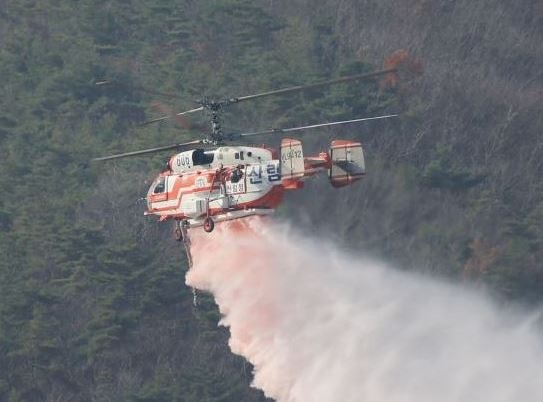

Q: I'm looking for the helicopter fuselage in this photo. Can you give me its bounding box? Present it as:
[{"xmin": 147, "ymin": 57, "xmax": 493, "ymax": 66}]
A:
[
  {"xmin": 146, "ymin": 145, "xmax": 289, "ymax": 227},
  {"xmin": 145, "ymin": 140, "xmax": 365, "ymax": 231}
]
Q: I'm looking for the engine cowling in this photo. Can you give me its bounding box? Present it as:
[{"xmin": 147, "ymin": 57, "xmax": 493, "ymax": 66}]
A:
[{"xmin": 169, "ymin": 149, "xmax": 215, "ymax": 174}]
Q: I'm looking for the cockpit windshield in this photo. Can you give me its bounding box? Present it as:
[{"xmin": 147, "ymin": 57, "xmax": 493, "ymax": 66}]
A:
[
  {"xmin": 153, "ymin": 176, "xmax": 166, "ymax": 194},
  {"xmin": 192, "ymin": 149, "xmax": 214, "ymax": 165}
]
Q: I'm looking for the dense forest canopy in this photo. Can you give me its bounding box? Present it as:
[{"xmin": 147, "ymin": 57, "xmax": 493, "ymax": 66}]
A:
[{"xmin": 1, "ymin": 0, "xmax": 542, "ymax": 400}]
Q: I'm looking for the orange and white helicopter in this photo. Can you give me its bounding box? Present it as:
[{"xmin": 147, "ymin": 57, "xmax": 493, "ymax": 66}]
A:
[{"xmin": 93, "ymin": 67, "xmax": 401, "ymax": 263}]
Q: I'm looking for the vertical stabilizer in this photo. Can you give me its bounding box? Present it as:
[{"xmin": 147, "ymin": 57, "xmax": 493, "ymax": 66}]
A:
[{"xmin": 281, "ymin": 138, "xmax": 304, "ymax": 180}]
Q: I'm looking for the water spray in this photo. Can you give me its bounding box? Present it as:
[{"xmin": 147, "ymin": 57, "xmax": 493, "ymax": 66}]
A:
[{"xmin": 186, "ymin": 218, "xmax": 543, "ymax": 402}]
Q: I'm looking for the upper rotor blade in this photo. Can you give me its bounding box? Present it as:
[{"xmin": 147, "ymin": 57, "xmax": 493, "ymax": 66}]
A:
[
  {"xmin": 141, "ymin": 106, "xmax": 205, "ymax": 126},
  {"xmin": 227, "ymin": 68, "xmax": 396, "ymax": 104},
  {"xmin": 91, "ymin": 140, "xmax": 203, "ymax": 162},
  {"xmin": 231, "ymin": 114, "xmax": 398, "ymax": 139}
]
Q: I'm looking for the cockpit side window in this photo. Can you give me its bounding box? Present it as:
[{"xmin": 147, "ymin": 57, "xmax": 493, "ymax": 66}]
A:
[
  {"xmin": 153, "ymin": 177, "xmax": 166, "ymax": 194},
  {"xmin": 192, "ymin": 149, "xmax": 214, "ymax": 165}
]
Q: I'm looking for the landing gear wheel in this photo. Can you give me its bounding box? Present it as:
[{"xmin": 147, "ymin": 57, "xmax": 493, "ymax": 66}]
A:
[{"xmin": 203, "ymin": 217, "xmax": 215, "ymax": 233}]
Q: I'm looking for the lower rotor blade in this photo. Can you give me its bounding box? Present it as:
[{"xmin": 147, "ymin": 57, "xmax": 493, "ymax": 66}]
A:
[
  {"xmin": 91, "ymin": 140, "xmax": 203, "ymax": 162},
  {"xmin": 230, "ymin": 114, "xmax": 398, "ymax": 139}
]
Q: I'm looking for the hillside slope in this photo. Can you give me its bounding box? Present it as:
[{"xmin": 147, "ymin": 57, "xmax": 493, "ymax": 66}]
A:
[{"xmin": 0, "ymin": 0, "xmax": 541, "ymax": 400}]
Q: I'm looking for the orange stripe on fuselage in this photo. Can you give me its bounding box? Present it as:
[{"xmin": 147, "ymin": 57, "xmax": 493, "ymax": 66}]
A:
[
  {"xmin": 148, "ymin": 170, "xmax": 285, "ymax": 219},
  {"xmin": 158, "ymin": 185, "xmax": 285, "ymax": 221},
  {"xmin": 148, "ymin": 173, "xmax": 219, "ymax": 213}
]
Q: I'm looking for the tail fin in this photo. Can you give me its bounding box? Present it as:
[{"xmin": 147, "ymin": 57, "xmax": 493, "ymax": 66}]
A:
[
  {"xmin": 281, "ymin": 138, "xmax": 304, "ymax": 180},
  {"xmin": 329, "ymin": 140, "xmax": 365, "ymax": 188}
]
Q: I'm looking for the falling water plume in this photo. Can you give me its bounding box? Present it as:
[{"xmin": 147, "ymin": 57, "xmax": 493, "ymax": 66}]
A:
[{"xmin": 186, "ymin": 217, "xmax": 543, "ymax": 402}]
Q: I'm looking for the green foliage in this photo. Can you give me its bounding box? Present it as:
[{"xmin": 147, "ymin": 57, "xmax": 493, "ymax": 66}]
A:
[
  {"xmin": 420, "ymin": 145, "xmax": 486, "ymax": 190},
  {"xmin": 0, "ymin": 1, "xmax": 279, "ymax": 399},
  {"xmin": 0, "ymin": 0, "xmax": 541, "ymax": 400}
]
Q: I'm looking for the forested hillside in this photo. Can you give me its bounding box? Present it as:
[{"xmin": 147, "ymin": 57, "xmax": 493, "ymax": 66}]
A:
[
  {"xmin": 282, "ymin": 0, "xmax": 543, "ymax": 300},
  {"xmin": 0, "ymin": 0, "xmax": 542, "ymax": 401}
]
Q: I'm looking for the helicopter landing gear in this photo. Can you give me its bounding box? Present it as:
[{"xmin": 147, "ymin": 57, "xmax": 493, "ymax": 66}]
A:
[
  {"xmin": 203, "ymin": 197, "xmax": 215, "ymax": 233},
  {"xmin": 203, "ymin": 217, "xmax": 215, "ymax": 233}
]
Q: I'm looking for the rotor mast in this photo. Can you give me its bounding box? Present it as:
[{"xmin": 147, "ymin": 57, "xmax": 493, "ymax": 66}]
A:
[{"xmin": 197, "ymin": 97, "xmax": 225, "ymax": 144}]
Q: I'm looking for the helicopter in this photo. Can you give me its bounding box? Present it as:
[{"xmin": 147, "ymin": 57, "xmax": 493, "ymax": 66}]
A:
[{"xmin": 93, "ymin": 63, "xmax": 407, "ymax": 265}]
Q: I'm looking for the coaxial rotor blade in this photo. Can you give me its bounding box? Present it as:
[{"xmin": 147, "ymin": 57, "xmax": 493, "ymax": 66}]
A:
[
  {"xmin": 150, "ymin": 101, "xmax": 194, "ymax": 130},
  {"xmin": 225, "ymin": 69, "xmax": 396, "ymax": 105},
  {"xmin": 141, "ymin": 106, "xmax": 205, "ymax": 126},
  {"xmin": 139, "ymin": 68, "xmax": 395, "ymax": 128},
  {"xmin": 228, "ymin": 114, "xmax": 398, "ymax": 140},
  {"xmin": 91, "ymin": 140, "xmax": 203, "ymax": 162}
]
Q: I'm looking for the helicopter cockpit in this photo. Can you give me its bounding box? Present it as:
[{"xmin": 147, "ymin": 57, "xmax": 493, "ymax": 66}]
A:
[{"xmin": 152, "ymin": 176, "xmax": 166, "ymax": 193}]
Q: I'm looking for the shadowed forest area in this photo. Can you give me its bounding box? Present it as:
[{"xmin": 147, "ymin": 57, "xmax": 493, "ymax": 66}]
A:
[{"xmin": 0, "ymin": 0, "xmax": 542, "ymax": 401}]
